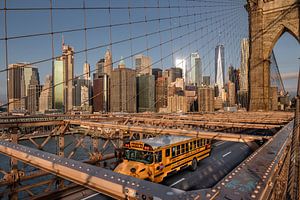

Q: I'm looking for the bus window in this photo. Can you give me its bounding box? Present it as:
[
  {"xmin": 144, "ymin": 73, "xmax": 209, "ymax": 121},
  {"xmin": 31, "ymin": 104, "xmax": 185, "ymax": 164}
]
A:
[
  {"xmin": 124, "ymin": 149, "xmax": 153, "ymax": 164},
  {"xmin": 166, "ymin": 148, "xmax": 170, "ymax": 157},
  {"xmin": 156, "ymin": 151, "xmax": 162, "ymax": 163},
  {"xmin": 190, "ymin": 142, "xmax": 193, "ymax": 150},
  {"xmin": 181, "ymin": 144, "xmax": 185, "ymax": 154},
  {"xmin": 172, "ymin": 147, "xmax": 176, "ymax": 157},
  {"xmin": 201, "ymin": 139, "xmax": 204, "ymax": 146},
  {"xmin": 176, "ymin": 145, "xmax": 180, "ymax": 155},
  {"xmin": 197, "ymin": 139, "xmax": 200, "ymax": 147},
  {"xmin": 194, "ymin": 141, "xmax": 197, "ymax": 149},
  {"xmin": 186, "ymin": 143, "xmax": 189, "ymax": 152}
]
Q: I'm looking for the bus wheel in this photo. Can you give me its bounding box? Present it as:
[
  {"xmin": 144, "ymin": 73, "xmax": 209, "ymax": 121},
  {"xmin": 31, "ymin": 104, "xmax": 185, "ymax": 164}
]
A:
[{"xmin": 190, "ymin": 158, "xmax": 197, "ymax": 171}]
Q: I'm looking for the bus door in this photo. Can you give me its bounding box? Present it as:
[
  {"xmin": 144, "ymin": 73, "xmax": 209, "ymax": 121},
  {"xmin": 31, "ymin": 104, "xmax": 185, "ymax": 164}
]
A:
[{"xmin": 154, "ymin": 150, "xmax": 164, "ymax": 178}]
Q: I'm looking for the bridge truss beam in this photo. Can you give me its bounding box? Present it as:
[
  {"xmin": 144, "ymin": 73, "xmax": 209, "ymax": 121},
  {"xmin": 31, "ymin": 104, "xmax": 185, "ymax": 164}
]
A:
[{"xmin": 67, "ymin": 120, "xmax": 270, "ymax": 142}]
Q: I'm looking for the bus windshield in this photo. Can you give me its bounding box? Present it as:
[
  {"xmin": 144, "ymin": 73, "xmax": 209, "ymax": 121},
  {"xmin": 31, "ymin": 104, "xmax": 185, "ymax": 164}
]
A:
[{"xmin": 125, "ymin": 149, "xmax": 153, "ymax": 164}]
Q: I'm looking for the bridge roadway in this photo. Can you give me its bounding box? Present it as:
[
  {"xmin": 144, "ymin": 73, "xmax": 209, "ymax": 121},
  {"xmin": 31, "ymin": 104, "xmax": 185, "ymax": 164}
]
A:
[
  {"xmin": 0, "ymin": 120, "xmax": 293, "ymax": 199},
  {"xmin": 190, "ymin": 120, "xmax": 294, "ymax": 199},
  {"xmin": 77, "ymin": 141, "xmax": 254, "ymax": 199},
  {"xmin": 162, "ymin": 141, "xmax": 253, "ymax": 190}
]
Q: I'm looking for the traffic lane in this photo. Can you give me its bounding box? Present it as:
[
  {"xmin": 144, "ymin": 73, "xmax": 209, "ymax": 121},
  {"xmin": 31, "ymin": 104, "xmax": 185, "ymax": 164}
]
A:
[
  {"xmin": 82, "ymin": 141, "xmax": 252, "ymax": 199},
  {"xmin": 161, "ymin": 141, "xmax": 252, "ymax": 191}
]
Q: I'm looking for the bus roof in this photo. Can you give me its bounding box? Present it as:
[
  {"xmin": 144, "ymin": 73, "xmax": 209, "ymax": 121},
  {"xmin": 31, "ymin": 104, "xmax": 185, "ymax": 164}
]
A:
[{"xmin": 138, "ymin": 135, "xmax": 192, "ymax": 149}]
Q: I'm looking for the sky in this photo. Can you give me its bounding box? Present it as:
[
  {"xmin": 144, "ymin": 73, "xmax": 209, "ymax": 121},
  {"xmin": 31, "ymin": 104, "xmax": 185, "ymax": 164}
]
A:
[
  {"xmin": 273, "ymin": 33, "xmax": 299, "ymax": 95},
  {"xmin": 0, "ymin": 0, "xmax": 298, "ymax": 103}
]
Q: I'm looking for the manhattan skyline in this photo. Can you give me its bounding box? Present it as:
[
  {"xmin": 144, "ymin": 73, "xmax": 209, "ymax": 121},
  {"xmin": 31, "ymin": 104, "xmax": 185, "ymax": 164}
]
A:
[
  {"xmin": 0, "ymin": 0, "xmax": 298, "ymax": 104},
  {"xmin": 0, "ymin": 0, "xmax": 248, "ymax": 102}
]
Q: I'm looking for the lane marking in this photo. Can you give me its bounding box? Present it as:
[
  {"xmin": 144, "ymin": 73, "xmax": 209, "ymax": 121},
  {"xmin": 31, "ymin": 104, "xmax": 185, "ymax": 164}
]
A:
[
  {"xmin": 82, "ymin": 193, "xmax": 99, "ymax": 200},
  {"xmin": 222, "ymin": 151, "xmax": 232, "ymax": 158},
  {"xmin": 170, "ymin": 178, "xmax": 185, "ymax": 187},
  {"xmin": 214, "ymin": 141, "xmax": 225, "ymax": 147}
]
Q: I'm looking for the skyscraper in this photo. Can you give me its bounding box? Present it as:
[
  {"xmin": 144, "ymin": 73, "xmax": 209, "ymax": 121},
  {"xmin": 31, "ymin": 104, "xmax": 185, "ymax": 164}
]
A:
[
  {"xmin": 39, "ymin": 75, "xmax": 53, "ymax": 113},
  {"xmin": 73, "ymin": 77, "xmax": 86, "ymax": 107},
  {"xmin": 110, "ymin": 59, "xmax": 136, "ymax": 113},
  {"xmin": 53, "ymin": 59, "xmax": 64, "ymax": 110},
  {"xmin": 135, "ymin": 54, "xmax": 152, "ymax": 76},
  {"xmin": 62, "ymin": 44, "xmax": 74, "ymax": 112},
  {"xmin": 137, "ymin": 75, "xmax": 155, "ymax": 112},
  {"xmin": 81, "ymin": 62, "xmax": 91, "ymax": 108},
  {"xmin": 93, "ymin": 73, "xmax": 110, "ymax": 112},
  {"xmin": 155, "ymin": 76, "xmax": 168, "ymax": 112},
  {"xmin": 190, "ymin": 52, "xmax": 202, "ymax": 86},
  {"xmin": 53, "ymin": 43, "xmax": 74, "ymax": 112},
  {"xmin": 202, "ymin": 76, "xmax": 211, "ymax": 86},
  {"xmin": 164, "ymin": 67, "xmax": 182, "ymax": 84},
  {"xmin": 215, "ymin": 45, "xmax": 225, "ymax": 95},
  {"xmin": 104, "ymin": 48, "xmax": 112, "ymax": 76},
  {"xmin": 83, "ymin": 62, "xmax": 90, "ymax": 81},
  {"xmin": 93, "ymin": 49, "xmax": 112, "ymax": 112},
  {"xmin": 152, "ymin": 68, "xmax": 162, "ymax": 80},
  {"xmin": 198, "ymin": 86, "xmax": 214, "ymax": 112},
  {"xmin": 7, "ymin": 63, "xmax": 40, "ymax": 113},
  {"xmin": 175, "ymin": 59, "xmax": 187, "ymax": 82},
  {"xmin": 23, "ymin": 67, "xmax": 40, "ymax": 97},
  {"xmin": 23, "ymin": 66, "xmax": 40, "ymax": 111},
  {"xmin": 228, "ymin": 81, "xmax": 236, "ymax": 106},
  {"xmin": 96, "ymin": 58, "xmax": 105, "ymax": 75},
  {"xmin": 26, "ymin": 70, "xmax": 41, "ymax": 114},
  {"xmin": 8, "ymin": 63, "xmax": 25, "ymax": 112},
  {"xmin": 118, "ymin": 56, "xmax": 126, "ymax": 69},
  {"xmin": 240, "ymin": 38, "xmax": 249, "ymax": 92},
  {"xmin": 167, "ymin": 95, "xmax": 189, "ymax": 113}
]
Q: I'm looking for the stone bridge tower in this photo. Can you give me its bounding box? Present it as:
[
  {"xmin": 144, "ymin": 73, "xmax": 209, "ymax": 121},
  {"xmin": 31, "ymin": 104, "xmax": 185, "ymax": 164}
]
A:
[{"xmin": 247, "ymin": 0, "xmax": 300, "ymax": 111}]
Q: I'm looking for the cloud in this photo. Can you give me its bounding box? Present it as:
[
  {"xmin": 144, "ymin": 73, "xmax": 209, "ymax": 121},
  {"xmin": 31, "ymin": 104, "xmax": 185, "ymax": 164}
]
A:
[{"xmin": 281, "ymin": 72, "xmax": 298, "ymax": 80}]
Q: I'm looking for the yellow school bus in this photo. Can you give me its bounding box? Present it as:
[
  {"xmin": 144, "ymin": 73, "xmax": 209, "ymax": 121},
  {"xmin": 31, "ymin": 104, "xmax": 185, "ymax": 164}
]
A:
[{"xmin": 114, "ymin": 135, "xmax": 211, "ymax": 183}]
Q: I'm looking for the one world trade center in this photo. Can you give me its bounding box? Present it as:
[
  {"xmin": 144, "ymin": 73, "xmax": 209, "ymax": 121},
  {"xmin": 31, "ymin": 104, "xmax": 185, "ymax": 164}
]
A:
[{"xmin": 215, "ymin": 45, "xmax": 225, "ymax": 96}]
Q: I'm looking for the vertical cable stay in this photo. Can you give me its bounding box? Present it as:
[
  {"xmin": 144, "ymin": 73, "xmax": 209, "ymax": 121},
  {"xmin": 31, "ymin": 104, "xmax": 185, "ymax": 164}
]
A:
[
  {"xmin": 168, "ymin": 0, "xmax": 174, "ymax": 68},
  {"xmin": 108, "ymin": 0, "xmax": 113, "ymax": 53},
  {"xmin": 50, "ymin": 0, "xmax": 55, "ymax": 107},
  {"xmin": 143, "ymin": 0, "xmax": 149, "ymax": 60},
  {"xmin": 1, "ymin": 7, "xmax": 239, "ymax": 109},
  {"xmin": 0, "ymin": 5, "xmax": 241, "ymax": 72},
  {"xmin": 0, "ymin": 0, "xmax": 246, "ymax": 114},
  {"xmin": 76, "ymin": 7, "xmax": 242, "ymax": 113},
  {"xmin": 121, "ymin": 9, "xmax": 241, "ymax": 113},
  {"xmin": 1, "ymin": 5, "xmax": 242, "ymax": 111},
  {"xmin": 4, "ymin": 0, "xmax": 9, "ymax": 112},
  {"xmin": 157, "ymin": 0, "xmax": 163, "ymax": 69},
  {"xmin": 83, "ymin": 0, "xmax": 88, "ymax": 64},
  {"xmin": 128, "ymin": 0, "xmax": 133, "ymax": 69}
]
